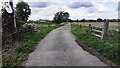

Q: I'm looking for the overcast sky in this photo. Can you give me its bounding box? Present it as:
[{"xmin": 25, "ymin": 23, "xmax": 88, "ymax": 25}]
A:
[{"xmin": 0, "ymin": 0, "xmax": 119, "ymax": 20}]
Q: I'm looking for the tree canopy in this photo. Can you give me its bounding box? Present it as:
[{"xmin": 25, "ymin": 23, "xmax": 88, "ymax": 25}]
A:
[
  {"xmin": 16, "ymin": 1, "xmax": 31, "ymax": 27},
  {"xmin": 53, "ymin": 11, "xmax": 70, "ymax": 24},
  {"xmin": 97, "ymin": 18, "xmax": 103, "ymax": 22},
  {"xmin": 2, "ymin": 1, "xmax": 31, "ymax": 34}
]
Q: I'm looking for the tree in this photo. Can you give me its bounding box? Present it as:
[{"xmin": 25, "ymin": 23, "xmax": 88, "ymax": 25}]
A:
[
  {"xmin": 103, "ymin": 19, "xmax": 107, "ymax": 22},
  {"xmin": 97, "ymin": 18, "xmax": 103, "ymax": 22},
  {"xmin": 16, "ymin": 1, "xmax": 31, "ymax": 27},
  {"xmin": 63, "ymin": 12, "xmax": 70, "ymax": 22},
  {"xmin": 53, "ymin": 11, "xmax": 70, "ymax": 24},
  {"xmin": 81, "ymin": 18, "xmax": 86, "ymax": 22}
]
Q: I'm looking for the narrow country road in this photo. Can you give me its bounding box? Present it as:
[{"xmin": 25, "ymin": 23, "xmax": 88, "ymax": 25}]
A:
[{"xmin": 26, "ymin": 24, "xmax": 107, "ymax": 66}]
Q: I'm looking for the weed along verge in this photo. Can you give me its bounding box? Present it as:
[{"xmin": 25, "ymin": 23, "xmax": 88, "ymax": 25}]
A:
[
  {"xmin": 2, "ymin": 23, "xmax": 65, "ymax": 67},
  {"xmin": 75, "ymin": 38, "xmax": 116, "ymax": 67},
  {"xmin": 71, "ymin": 24, "xmax": 119, "ymax": 67}
]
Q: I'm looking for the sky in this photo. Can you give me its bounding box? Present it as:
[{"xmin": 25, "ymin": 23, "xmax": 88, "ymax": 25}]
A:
[{"xmin": 0, "ymin": 0, "xmax": 119, "ymax": 20}]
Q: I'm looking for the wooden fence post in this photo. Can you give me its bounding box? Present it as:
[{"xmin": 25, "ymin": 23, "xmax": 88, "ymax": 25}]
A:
[
  {"xmin": 48, "ymin": 22, "xmax": 50, "ymax": 27},
  {"xmin": 88, "ymin": 24, "xmax": 92, "ymax": 34},
  {"xmin": 71, "ymin": 23, "xmax": 72, "ymax": 28},
  {"xmin": 79, "ymin": 24, "xmax": 82, "ymax": 28},
  {"xmin": 101, "ymin": 21, "xmax": 109, "ymax": 39}
]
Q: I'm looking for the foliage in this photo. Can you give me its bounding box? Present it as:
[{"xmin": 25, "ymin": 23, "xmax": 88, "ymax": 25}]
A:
[
  {"xmin": 65, "ymin": 19, "xmax": 120, "ymax": 22},
  {"xmin": 97, "ymin": 18, "xmax": 103, "ymax": 22},
  {"xmin": 2, "ymin": 6, "xmax": 15, "ymax": 34},
  {"xmin": 2, "ymin": 1, "xmax": 31, "ymax": 35},
  {"xmin": 2, "ymin": 23, "xmax": 65, "ymax": 68},
  {"xmin": 53, "ymin": 11, "xmax": 70, "ymax": 24},
  {"xmin": 16, "ymin": 1, "xmax": 31, "ymax": 27}
]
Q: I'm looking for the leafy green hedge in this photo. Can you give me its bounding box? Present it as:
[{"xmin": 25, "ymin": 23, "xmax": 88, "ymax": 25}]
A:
[{"xmin": 3, "ymin": 23, "xmax": 65, "ymax": 68}]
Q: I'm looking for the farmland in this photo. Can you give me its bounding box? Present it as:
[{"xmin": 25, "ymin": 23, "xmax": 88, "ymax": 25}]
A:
[{"xmin": 72, "ymin": 22, "xmax": 119, "ymax": 30}]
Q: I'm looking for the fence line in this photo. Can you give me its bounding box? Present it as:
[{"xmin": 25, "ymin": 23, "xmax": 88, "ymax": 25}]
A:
[{"xmin": 79, "ymin": 22, "xmax": 109, "ymax": 40}]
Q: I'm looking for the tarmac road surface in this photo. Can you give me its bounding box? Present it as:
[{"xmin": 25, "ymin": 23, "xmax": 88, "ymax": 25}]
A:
[{"xmin": 26, "ymin": 24, "xmax": 107, "ymax": 66}]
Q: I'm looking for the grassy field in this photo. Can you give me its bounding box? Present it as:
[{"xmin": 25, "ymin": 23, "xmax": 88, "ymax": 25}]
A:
[
  {"xmin": 73, "ymin": 22, "xmax": 119, "ymax": 28},
  {"xmin": 71, "ymin": 24, "xmax": 119, "ymax": 66},
  {"xmin": 3, "ymin": 23, "xmax": 65, "ymax": 68}
]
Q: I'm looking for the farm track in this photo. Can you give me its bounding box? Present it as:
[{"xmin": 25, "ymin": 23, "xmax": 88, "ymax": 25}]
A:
[{"xmin": 25, "ymin": 24, "xmax": 108, "ymax": 66}]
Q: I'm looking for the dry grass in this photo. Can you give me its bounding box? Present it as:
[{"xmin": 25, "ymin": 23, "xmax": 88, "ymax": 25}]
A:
[{"xmin": 73, "ymin": 22, "xmax": 118, "ymax": 28}]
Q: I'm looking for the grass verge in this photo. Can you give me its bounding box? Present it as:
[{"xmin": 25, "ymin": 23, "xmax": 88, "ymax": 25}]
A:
[
  {"xmin": 71, "ymin": 24, "xmax": 119, "ymax": 66},
  {"xmin": 3, "ymin": 23, "xmax": 65, "ymax": 68}
]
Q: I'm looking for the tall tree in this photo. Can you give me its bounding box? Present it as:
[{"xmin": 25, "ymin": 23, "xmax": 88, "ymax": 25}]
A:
[
  {"xmin": 63, "ymin": 12, "xmax": 70, "ymax": 22},
  {"xmin": 53, "ymin": 11, "xmax": 70, "ymax": 24},
  {"xmin": 16, "ymin": 1, "xmax": 31, "ymax": 27}
]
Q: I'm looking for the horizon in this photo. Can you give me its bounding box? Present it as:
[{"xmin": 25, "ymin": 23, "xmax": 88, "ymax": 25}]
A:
[{"xmin": 31, "ymin": 18, "xmax": 119, "ymax": 21}]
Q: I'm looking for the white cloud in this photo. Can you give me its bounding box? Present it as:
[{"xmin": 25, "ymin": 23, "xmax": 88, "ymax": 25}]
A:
[
  {"xmin": 29, "ymin": 2, "xmax": 69, "ymax": 20},
  {"xmin": 0, "ymin": 0, "xmax": 118, "ymax": 20},
  {"xmin": 88, "ymin": 3, "xmax": 110, "ymax": 13},
  {"xmin": 66, "ymin": 2, "xmax": 118, "ymax": 20},
  {"xmin": 24, "ymin": 0, "xmax": 49, "ymax": 2},
  {"xmin": 103, "ymin": 0, "xmax": 119, "ymax": 3},
  {"xmin": 0, "ymin": 2, "xmax": 2, "ymax": 14}
]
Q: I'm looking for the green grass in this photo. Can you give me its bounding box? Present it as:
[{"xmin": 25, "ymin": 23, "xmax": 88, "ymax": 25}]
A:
[
  {"xmin": 3, "ymin": 23, "xmax": 65, "ymax": 68},
  {"xmin": 71, "ymin": 24, "xmax": 119, "ymax": 66}
]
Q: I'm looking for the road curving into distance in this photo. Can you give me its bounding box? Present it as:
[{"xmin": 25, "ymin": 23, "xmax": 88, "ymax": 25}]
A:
[{"xmin": 26, "ymin": 23, "xmax": 108, "ymax": 66}]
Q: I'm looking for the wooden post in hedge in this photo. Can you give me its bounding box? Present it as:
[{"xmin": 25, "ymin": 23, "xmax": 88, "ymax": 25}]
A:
[
  {"xmin": 101, "ymin": 21, "xmax": 109, "ymax": 39},
  {"xmin": 88, "ymin": 24, "xmax": 92, "ymax": 34}
]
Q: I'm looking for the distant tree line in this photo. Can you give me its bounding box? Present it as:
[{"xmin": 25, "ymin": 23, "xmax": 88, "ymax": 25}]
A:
[
  {"xmin": 52, "ymin": 11, "xmax": 119, "ymax": 23},
  {"xmin": 34, "ymin": 18, "xmax": 119, "ymax": 24},
  {"xmin": 66, "ymin": 18, "xmax": 120, "ymax": 22}
]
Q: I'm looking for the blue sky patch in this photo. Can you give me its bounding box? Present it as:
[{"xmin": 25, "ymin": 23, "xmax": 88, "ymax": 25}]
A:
[
  {"xmin": 29, "ymin": 2, "xmax": 50, "ymax": 8},
  {"xmin": 68, "ymin": 2, "xmax": 93, "ymax": 9}
]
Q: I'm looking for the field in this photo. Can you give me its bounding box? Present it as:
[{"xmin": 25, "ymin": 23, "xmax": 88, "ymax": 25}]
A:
[{"xmin": 72, "ymin": 22, "xmax": 119, "ymax": 29}]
